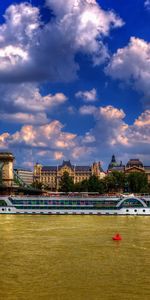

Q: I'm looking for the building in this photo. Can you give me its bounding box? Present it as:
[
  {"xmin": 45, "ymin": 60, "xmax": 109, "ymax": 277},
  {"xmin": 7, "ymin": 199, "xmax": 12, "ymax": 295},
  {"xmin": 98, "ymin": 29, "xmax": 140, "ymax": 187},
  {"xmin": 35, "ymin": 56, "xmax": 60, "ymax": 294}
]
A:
[
  {"xmin": 108, "ymin": 156, "xmax": 150, "ymax": 184},
  {"xmin": 108, "ymin": 155, "xmax": 125, "ymax": 172},
  {"xmin": 0, "ymin": 152, "xmax": 14, "ymax": 187},
  {"xmin": 34, "ymin": 160, "xmax": 105, "ymax": 190},
  {"xmin": 14, "ymin": 168, "xmax": 33, "ymax": 186},
  {"xmin": 125, "ymin": 159, "xmax": 150, "ymax": 183}
]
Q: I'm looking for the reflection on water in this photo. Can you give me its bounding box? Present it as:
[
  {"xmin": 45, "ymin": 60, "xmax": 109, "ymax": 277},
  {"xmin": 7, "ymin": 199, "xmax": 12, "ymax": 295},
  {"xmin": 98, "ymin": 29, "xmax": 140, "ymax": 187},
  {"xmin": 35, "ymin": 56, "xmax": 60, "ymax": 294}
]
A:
[{"xmin": 0, "ymin": 215, "xmax": 150, "ymax": 300}]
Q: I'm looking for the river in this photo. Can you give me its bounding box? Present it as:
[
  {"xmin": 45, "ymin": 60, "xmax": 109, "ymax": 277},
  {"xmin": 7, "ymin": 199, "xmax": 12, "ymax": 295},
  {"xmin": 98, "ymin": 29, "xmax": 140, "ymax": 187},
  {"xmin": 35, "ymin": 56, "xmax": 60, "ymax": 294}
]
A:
[{"xmin": 0, "ymin": 215, "xmax": 149, "ymax": 300}]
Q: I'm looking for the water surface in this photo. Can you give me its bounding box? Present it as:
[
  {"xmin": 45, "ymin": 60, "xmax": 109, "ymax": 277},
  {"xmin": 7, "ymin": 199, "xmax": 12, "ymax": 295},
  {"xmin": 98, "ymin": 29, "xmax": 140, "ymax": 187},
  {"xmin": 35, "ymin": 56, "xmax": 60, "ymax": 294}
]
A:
[{"xmin": 0, "ymin": 215, "xmax": 150, "ymax": 300}]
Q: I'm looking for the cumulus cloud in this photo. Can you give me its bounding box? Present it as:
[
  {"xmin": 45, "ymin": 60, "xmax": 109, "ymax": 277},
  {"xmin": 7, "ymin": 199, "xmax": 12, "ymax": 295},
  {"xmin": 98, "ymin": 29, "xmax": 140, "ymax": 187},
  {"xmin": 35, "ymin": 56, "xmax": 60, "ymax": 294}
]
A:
[
  {"xmin": 0, "ymin": 1, "xmax": 123, "ymax": 83},
  {"xmin": 0, "ymin": 118, "xmax": 95, "ymax": 165},
  {"xmin": 106, "ymin": 37, "xmax": 150, "ymax": 101},
  {"xmin": 0, "ymin": 3, "xmax": 40, "ymax": 82},
  {"xmin": 145, "ymin": 0, "xmax": 150, "ymax": 10},
  {"xmin": 79, "ymin": 104, "xmax": 150, "ymax": 164},
  {"xmin": 79, "ymin": 105, "xmax": 97, "ymax": 114},
  {"xmin": 134, "ymin": 110, "xmax": 150, "ymax": 127},
  {"xmin": 75, "ymin": 88, "xmax": 97, "ymax": 102},
  {"xmin": 0, "ymin": 120, "xmax": 76, "ymax": 149},
  {"xmin": 1, "ymin": 104, "xmax": 150, "ymax": 167},
  {"xmin": 54, "ymin": 151, "xmax": 64, "ymax": 160},
  {"xmin": 98, "ymin": 105, "xmax": 125, "ymax": 120},
  {"xmin": 89, "ymin": 105, "xmax": 129, "ymax": 147},
  {"xmin": 0, "ymin": 83, "xmax": 67, "ymax": 124},
  {"xmin": 71, "ymin": 145, "xmax": 95, "ymax": 159},
  {"xmin": 0, "ymin": 112, "xmax": 49, "ymax": 125}
]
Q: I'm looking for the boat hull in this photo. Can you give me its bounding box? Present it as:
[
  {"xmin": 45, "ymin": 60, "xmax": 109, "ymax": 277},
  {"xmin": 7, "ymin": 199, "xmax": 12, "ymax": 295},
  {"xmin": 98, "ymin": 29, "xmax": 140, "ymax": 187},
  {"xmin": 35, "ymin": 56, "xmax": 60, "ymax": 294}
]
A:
[{"xmin": 0, "ymin": 206, "xmax": 150, "ymax": 215}]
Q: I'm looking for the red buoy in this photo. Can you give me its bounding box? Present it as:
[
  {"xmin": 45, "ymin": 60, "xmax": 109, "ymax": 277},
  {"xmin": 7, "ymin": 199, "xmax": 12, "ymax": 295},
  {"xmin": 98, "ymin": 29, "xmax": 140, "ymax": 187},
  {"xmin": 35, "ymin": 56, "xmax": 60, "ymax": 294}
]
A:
[{"xmin": 112, "ymin": 233, "xmax": 122, "ymax": 241}]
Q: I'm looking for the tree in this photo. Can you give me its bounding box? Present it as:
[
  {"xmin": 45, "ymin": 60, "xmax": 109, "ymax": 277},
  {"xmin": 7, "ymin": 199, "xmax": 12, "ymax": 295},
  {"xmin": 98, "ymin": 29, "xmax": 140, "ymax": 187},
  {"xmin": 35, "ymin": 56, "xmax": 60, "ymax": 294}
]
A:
[
  {"xmin": 104, "ymin": 173, "xmax": 116, "ymax": 192},
  {"xmin": 88, "ymin": 175, "xmax": 101, "ymax": 192},
  {"xmin": 103, "ymin": 171, "xmax": 125, "ymax": 193},
  {"xmin": 126, "ymin": 172, "xmax": 148, "ymax": 193},
  {"xmin": 73, "ymin": 179, "xmax": 89, "ymax": 192},
  {"xmin": 111, "ymin": 171, "xmax": 125, "ymax": 192},
  {"xmin": 59, "ymin": 171, "xmax": 74, "ymax": 192}
]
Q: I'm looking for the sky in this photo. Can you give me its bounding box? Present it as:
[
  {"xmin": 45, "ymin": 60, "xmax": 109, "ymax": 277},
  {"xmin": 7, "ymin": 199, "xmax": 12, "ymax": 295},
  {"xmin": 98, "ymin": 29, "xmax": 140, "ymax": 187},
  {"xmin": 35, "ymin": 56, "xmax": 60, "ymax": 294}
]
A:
[{"xmin": 0, "ymin": 0, "xmax": 150, "ymax": 170}]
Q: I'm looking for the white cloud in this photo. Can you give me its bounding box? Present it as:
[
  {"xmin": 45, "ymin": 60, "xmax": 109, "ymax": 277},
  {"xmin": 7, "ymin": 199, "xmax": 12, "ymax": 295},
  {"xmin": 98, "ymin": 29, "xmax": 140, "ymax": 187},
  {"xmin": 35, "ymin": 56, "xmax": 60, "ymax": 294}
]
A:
[
  {"xmin": 71, "ymin": 146, "xmax": 95, "ymax": 159},
  {"xmin": 98, "ymin": 105, "xmax": 125, "ymax": 120},
  {"xmin": 145, "ymin": 0, "xmax": 150, "ymax": 10},
  {"xmin": 106, "ymin": 37, "xmax": 150, "ymax": 99},
  {"xmin": 0, "ymin": 1, "xmax": 123, "ymax": 83},
  {"xmin": 0, "ymin": 112, "xmax": 48, "ymax": 125},
  {"xmin": 46, "ymin": 0, "xmax": 123, "ymax": 66},
  {"xmin": 79, "ymin": 104, "xmax": 150, "ymax": 163},
  {"xmin": 7, "ymin": 84, "xmax": 67, "ymax": 113},
  {"xmin": 0, "ymin": 3, "xmax": 40, "ymax": 81},
  {"xmin": 0, "ymin": 120, "xmax": 77, "ymax": 149},
  {"xmin": 79, "ymin": 105, "xmax": 97, "ymax": 115},
  {"xmin": 75, "ymin": 88, "xmax": 97, "ymax": 102},
  {"xmin": 54, "ymin": 151, "xmax": 64, "ymax": 160},
  {"xmin": 1, "ymin": 105, "xmax": 150, "ymax": 166},
  {"xmin": 134, "ymin": 110, "xmax": 150, "ymax": 127},
  {"xmin": 0, "ymin": 83, "xmax": 67, "ymax": 124}
]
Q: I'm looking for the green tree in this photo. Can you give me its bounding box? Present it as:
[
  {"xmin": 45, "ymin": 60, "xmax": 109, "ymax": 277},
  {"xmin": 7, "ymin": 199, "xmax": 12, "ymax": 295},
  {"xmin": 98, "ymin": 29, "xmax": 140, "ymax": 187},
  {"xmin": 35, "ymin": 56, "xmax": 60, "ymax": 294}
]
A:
[
  {"xmin": 73, "ymin": 179, "xmax": 89, "ymax": 192},
  {"xmin": 59, "ymin": 171, "xmax": 74, "ymax": 192},
  {"xmin": 126, "ymin": 172, "xmax": 148, "ymax": 193},
  {"xmin": 88, "ymin": 175, "xmax": 101, "ymax": 192},
  {"xmin": 104, "ymin": 173, "xmax": 116, "ymax": 192},
  {"xmin": 104, "ymin": 171, "xmax": 125, "ymax": 193},
  {"xmin": 111, "ymin": 171, "xmax": 125, "ymax": 192}
]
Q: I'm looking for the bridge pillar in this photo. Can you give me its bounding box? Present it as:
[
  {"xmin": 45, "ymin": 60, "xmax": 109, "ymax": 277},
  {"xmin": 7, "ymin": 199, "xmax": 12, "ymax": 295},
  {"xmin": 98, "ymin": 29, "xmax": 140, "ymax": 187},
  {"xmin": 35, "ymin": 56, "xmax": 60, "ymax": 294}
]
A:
[{"xmin": 0, "ymin": 152, "xmax": 14, "ymax": 187}]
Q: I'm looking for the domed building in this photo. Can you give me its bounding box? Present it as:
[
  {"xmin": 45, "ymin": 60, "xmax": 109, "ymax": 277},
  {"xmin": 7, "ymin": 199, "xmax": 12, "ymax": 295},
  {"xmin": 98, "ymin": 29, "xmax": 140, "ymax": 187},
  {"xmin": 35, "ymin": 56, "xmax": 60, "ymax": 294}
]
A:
[
  {"xmin": 125, "ymin": 158, "xmax": 150, "ymax": 183},
  {"xmin": 125, "ymin": 158, "xmax": 145, "ymax": 174},
  {"xmin": 108, "ymin": 155, "xmax": 125, "ymax": 172},
  {"xmin": 107, "ymin": 155, "xmax": 150, "ymax": 184},
  {"xmin": 126, "ymin": 158, "xmax": 144, "ymax": 169}
]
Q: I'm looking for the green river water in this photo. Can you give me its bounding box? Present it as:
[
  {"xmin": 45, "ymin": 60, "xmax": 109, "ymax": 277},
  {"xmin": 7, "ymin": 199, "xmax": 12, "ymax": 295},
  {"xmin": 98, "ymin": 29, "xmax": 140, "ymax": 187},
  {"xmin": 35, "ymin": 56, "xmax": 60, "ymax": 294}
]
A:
[{"xmin": 0, "ymin": 215, "xmax": 150, "ymax": 300}]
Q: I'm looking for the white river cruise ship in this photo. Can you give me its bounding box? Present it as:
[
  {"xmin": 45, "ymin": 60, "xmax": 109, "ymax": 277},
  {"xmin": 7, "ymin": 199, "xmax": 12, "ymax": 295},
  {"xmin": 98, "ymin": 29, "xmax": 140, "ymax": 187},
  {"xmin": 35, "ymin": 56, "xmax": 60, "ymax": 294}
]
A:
[{"xmin": 0, "ymin": 194, "xmax": 150, "ymax": 215}]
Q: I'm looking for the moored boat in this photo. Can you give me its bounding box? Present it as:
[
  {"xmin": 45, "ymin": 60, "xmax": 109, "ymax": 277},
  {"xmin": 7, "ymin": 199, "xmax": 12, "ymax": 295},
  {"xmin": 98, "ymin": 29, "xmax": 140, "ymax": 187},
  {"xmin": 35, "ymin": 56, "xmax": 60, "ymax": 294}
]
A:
[{"xmin": 0, "ymin": 194, "xmax": 150, "ymax": 215}]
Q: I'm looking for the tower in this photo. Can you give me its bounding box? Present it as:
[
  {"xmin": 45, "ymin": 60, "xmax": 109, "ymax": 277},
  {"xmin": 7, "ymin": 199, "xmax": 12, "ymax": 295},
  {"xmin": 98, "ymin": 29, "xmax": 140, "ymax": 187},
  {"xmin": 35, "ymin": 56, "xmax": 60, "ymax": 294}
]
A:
[
  {"xmin": 0, "ymin": 152, "xmax": 14, "ymax": 187},
  {"xmin": 33, "ymin": 163, "xmax": 42, "ymax": 183}
]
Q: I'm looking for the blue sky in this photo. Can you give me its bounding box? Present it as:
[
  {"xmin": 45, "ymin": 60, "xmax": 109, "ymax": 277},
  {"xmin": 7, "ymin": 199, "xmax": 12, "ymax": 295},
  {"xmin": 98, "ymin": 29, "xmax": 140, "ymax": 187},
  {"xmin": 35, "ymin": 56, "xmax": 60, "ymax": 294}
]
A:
[{"xmin": 0, "ymin": 0, "xmax": 150, "ymax": 169}]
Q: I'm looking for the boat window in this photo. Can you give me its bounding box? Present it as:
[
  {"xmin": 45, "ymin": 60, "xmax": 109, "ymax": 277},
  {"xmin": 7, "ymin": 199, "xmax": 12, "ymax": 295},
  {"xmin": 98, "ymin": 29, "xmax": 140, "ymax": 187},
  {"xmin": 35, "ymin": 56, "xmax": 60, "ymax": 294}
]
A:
[
  {"xmin": 0, "ymin": 200, "xmax": 7, "ymax": 206},
  {"xmin": 120, "ymin": 198, "xmax": 144, "ymax": 208}
]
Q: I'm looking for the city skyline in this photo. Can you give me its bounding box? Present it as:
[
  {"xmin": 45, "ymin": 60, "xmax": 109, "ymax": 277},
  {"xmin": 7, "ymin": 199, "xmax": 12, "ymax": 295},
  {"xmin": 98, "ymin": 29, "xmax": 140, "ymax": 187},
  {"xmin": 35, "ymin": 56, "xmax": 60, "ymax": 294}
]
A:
[
  {"xmin": 16, "ymin": 155, "xmax": 150, "ymax": 172},
  {"xmin": 0, "ymin": 0, "xmax": 150, "ymax": 169}
]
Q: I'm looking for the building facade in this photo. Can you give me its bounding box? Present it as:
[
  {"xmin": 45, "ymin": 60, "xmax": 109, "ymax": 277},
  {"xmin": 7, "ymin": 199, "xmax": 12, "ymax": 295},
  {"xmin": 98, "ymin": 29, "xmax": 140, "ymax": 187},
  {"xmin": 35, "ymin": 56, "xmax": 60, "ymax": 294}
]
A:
[
  {"xmin": 108, "ymin": 155, "xmax": 125, "ymax": 172},
  {"xmin": 108, "ymin": 156, "xmax": 150, "ymax": 183},
  {"xmin": 14, "ymin": 168, "xmax": 33, "ymax": 186},
  {"xmin": 34, "ymin": 160, "xmax": 105, "ymax": 190},
  {"xmin": 125, "ymin": 159, "xmax": 150, "ymax": 183}
]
